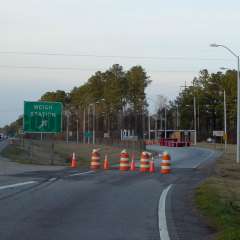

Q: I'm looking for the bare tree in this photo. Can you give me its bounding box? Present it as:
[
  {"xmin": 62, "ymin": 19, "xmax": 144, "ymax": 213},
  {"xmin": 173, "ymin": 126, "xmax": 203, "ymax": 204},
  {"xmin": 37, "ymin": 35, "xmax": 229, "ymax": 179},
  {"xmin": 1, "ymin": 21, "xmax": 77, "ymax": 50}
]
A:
[{"xmin": 155, "ymin": 95, "xmax": 168, "ymax": 113}]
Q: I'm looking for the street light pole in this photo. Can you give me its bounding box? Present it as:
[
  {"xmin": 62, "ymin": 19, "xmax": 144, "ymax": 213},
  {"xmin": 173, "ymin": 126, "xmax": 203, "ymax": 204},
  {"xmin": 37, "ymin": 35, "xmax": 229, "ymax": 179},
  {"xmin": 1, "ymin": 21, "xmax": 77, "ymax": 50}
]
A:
[
  {"xmin": 83, "ymin": 108, "xmax": 86, "ymax": 144},
  {"xmin": 76, "ymin": 119, "xmax": 79, "ymax": 144},
  {"xmin": 155, "ymin": 116, "xmax": 157, "ymax": 140},
  {"xmin": 238, "ymin": 56, "xmax": 240, "ymax": 162},
  {"xmin": 194, "ymin": 96, "xmax": 197, "ymax": 144},
  {"xmin": 165, "ymin": 107, "xmax": 167, "ymax": 139},
  {"xmin": 148, "ymin": 112, "xmax": 151, "ymax": 140},
  {"xmin": 211, "ymin": 43, "xmax": 240, "ymax": 163},
  {"xmin": 224, "ymin": 90, "xmax": 227, "ymax": 151},
  {"xmin": 66, "ymin": 113, "xmax": 69, "ymax": 144},
  {"xmin": 87, "ymin": 106, "xmax": 90, "ymax": 144},
  {"xmin": 93, "ymin": 103, "xmax": 96, "ymax": 145},
  {"xmin": 176, "ymin": 105, "xmax": 179, "ymax": 129}
]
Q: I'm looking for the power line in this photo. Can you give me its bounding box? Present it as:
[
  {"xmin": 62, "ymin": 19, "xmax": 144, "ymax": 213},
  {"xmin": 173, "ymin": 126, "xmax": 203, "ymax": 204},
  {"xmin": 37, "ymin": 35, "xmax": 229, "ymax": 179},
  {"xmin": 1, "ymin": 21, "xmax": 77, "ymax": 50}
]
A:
[
  {"xmin": 0, "ymin": 65, "xmax": 201, "ymax": 73},
  {"xmin": 0, "ymin": 51, "xmax": 233, "ymax": 61}
]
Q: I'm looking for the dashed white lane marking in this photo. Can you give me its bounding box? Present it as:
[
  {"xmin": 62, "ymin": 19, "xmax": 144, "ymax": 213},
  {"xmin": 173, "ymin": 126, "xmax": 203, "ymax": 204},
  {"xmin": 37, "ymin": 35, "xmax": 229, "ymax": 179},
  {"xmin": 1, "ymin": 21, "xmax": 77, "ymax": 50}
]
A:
[
  {"xmin": 68, "ymin": 171, "xmax": 94, "ymax": 177},
  {"xmin": 48, "ymin": 178, "xmax": 57, "ymax": 182},
  {"xmin": 0, "ymin": 181, "xmax": 37, "ymax": 191},
  {"xmin": 158, "ymin": 184, "xmax": 173, "ymax": 240}
]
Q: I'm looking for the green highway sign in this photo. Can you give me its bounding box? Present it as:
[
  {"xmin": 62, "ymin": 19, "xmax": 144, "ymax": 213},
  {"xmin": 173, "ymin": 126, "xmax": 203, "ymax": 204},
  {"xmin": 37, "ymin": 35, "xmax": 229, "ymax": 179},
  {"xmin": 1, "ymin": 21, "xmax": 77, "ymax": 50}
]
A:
[
  {"xmin": 23, "ymin": 101, "xmax": 63, "ymax": 133},
  {"xmin": 84, "ymin": 131, "xmax": 93, "ymax": 138}
]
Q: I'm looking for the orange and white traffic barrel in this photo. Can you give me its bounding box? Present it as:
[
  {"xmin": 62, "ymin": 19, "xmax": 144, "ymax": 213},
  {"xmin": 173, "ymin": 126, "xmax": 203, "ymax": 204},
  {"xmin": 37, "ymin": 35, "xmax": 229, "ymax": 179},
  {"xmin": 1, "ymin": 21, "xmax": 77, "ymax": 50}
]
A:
[
  {"xmin": 140, "ymin": 151, "xmax": 151, "ymax": 172},
  {"xmin": 90, "ymin": 149, "xmax": 101, "ymax": 170},
  {"xmin": 161, "ymin": 151, "xmax": 171, "ymax": 174},
  {"xmin": 119, "ymin": 149, "xmax": 130, "ymax": 171}
]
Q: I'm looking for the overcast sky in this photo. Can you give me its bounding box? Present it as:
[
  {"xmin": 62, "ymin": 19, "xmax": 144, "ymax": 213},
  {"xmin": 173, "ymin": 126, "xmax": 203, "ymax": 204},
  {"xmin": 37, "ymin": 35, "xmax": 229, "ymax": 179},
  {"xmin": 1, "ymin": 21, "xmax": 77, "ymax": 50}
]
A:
[{"xmin": 0, "ymin": 0, "xmax": 240, "ymax": 127}]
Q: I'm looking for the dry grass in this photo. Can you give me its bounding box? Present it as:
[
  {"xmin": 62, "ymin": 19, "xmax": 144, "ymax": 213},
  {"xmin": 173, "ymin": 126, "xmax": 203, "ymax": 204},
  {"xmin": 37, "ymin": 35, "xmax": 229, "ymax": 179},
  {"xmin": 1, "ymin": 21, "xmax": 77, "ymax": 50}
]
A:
[{"xmin": 2, "ymin": 139, "xmax": 143, "ymax": 167}]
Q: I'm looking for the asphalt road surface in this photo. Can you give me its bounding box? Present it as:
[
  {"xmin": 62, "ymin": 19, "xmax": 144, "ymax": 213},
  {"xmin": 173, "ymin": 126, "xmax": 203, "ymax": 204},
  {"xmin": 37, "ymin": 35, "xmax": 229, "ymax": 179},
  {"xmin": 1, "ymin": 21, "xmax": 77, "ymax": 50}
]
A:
[{"xmin": 0, "ymin": 140, "xmax": 221, "ymax": 240}]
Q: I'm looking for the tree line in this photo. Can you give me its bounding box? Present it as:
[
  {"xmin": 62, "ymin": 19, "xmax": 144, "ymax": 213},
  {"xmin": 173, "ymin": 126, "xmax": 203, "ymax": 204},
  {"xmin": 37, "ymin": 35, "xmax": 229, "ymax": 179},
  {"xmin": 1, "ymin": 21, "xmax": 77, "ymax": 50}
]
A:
[
  {"xmin": 1, "ymin": 66, "xmax": 238, "ymax": 143},
  {"xmin": 166, "ymin": 69, "xmax": 237, "ymax": 142},
  {"xmin": 1, "ymin": 64, "xmax": 151, "ymax": 139}
]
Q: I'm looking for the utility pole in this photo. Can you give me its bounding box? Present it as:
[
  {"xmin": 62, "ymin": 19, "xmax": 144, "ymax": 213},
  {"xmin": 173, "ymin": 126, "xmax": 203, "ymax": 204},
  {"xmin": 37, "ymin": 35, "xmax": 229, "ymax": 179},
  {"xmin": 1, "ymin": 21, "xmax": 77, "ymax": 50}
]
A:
[{"xmin": 180, "ymin": 83, "xmax": 197, "ymax": 144}]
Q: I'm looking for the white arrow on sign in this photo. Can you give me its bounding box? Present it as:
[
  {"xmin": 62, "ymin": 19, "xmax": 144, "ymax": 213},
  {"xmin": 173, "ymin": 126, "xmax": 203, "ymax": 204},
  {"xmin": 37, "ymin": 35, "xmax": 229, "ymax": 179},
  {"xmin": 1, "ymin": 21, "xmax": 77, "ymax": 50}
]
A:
[{"xmin": 39, "ymin": 120, "xmax": 48, "ymax": 129}]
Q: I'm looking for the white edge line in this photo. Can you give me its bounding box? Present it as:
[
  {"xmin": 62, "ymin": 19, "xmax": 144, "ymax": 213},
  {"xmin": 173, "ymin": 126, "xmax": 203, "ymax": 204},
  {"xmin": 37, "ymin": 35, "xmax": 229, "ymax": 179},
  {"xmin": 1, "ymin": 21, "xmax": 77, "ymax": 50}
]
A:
[
  {"xmin": 68, "ymin": 170, "xmax": 94, "ymax": 177},
  {"xmin": 0, "ymin": 181, "xmax": 37, "ymax": 191},
  {"xmin": 159, "ymin": 184, "xmax": 173, "ymax": 240}
]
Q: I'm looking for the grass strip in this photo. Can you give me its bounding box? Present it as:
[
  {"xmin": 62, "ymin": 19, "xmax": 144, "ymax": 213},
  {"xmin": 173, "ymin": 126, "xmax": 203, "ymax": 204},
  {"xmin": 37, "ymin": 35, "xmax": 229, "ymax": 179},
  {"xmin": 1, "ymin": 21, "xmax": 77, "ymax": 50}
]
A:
[{"xmin": 196, "ymin": 179, "xmax": 240, "ymax": 240}]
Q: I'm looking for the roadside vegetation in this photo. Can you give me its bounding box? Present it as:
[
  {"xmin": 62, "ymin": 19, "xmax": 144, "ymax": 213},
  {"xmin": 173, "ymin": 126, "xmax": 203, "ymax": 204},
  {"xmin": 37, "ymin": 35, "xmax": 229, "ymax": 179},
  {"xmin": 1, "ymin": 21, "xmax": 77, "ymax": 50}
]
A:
[
  {"xmin": 1, "ymin": 139, "xmax": 143, "ymax": 167},
  {"xmin": 196, "ymin": 144, "xmax": 240, "ymax": 240}
]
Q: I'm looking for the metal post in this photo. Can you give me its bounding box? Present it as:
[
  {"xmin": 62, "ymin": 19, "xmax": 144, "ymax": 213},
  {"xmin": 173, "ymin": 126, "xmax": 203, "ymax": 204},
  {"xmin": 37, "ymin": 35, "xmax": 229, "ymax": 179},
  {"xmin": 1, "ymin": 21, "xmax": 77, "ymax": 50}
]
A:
[
  {"xmin": 237, "ymin": 56, "xmax": 240, "ymax": 163},
  {"xmin": 148, "ymin": 112, "xmax": 151, "ymax": 140},
  {"xmin": 88, "ymin": 106, "xmax": 90, "ymax": 144},
  {"xmin": 83, "ymin": 108, "xmax": 86, "ymax": 144},
  {"xmin": 176, "ymin": 105, "xmax": 179, "ymax": 129},
  {"xmin": 142, "ymin": 104, "xmax": 145, "ymax": 140},
  {"xmin": 76, "ymin": 119, "xmax": 79, "ymax": 144},
  {"xmin": 93, "ymin": 104, "xmax": 96, "ymax": 145},
  {"xmin": 197, "ymin": 104, "xmax": 200, "ymax": 132},
  {"xmin": 224, "ymin": 90, "xmax": 227, "ymax": 151},
  {"xmin": 66, "ymin": 114, "xmax": 69, "ymax": 144},
  {"xmin": 164, "ymin": 107, "xmax": 167, "ymax": 139},
  {"xmin": 160, "ymin": 114, "xmax": 163, "ymax": 130},
  {"xmin": 155, "ymin": 116, "xmax": 157, "ymax": 140},
  {"xmin": 194, "ymin": 96, "xmax": 197, "ymax": 145}
]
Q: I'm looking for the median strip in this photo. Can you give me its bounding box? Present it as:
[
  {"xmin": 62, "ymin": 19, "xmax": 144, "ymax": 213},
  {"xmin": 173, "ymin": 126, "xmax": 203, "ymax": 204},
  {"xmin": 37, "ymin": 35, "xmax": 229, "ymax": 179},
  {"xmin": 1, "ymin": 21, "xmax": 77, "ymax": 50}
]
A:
[{"xmin": 0, "ymin": 181, "xmax": 37, "ymax": 191}]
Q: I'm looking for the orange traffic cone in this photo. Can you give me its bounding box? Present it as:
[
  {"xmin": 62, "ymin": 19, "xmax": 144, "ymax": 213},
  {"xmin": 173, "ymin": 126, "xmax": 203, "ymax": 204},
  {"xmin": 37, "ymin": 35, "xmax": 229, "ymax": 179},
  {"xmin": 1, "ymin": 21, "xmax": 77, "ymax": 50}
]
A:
[
  {"xmin": 130, "ymin": 153, "xmax": 136, "ymax": 171},
  {"xmin": 130, "ymin": 160, "xmax": 136, "ymax": 171},
  {"xmin": 71, "ymin": 152, "xmax": 77, "ymax": 168},
  {"xmin": 149, "ymin": 158, "xmax": 155, "ymax": 173},
  {"xmin": 103, "ymin": 154, "xmax": 110, "ymax": 170}
]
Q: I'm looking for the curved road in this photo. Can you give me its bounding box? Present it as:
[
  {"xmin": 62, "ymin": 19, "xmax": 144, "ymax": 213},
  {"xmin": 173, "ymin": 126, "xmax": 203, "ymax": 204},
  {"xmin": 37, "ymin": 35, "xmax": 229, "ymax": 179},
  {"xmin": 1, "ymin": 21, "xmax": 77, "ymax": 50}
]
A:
[{"xmin": 0, "ymin": 141, "xmax": 221, "ymax": 240}]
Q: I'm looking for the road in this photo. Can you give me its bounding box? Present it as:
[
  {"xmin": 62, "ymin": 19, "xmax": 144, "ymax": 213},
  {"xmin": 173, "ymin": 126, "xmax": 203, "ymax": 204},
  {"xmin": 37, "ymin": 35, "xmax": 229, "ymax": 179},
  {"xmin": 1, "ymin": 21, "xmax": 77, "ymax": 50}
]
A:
[{"xmin": 0, "ymin": 140, "xmax": 221, "ymax": 240}]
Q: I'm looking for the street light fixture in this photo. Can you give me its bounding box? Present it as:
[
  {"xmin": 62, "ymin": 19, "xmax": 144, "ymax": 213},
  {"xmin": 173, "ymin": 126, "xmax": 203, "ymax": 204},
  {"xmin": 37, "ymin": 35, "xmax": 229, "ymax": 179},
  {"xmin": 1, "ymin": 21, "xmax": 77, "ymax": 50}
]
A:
[
  {"xmin": 210, "ymin": 43, "xmax": 240, "ymax": 163},
  {"xmin": 220, "ymin": 67, "xmax": 230, "ymax": 71}
]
